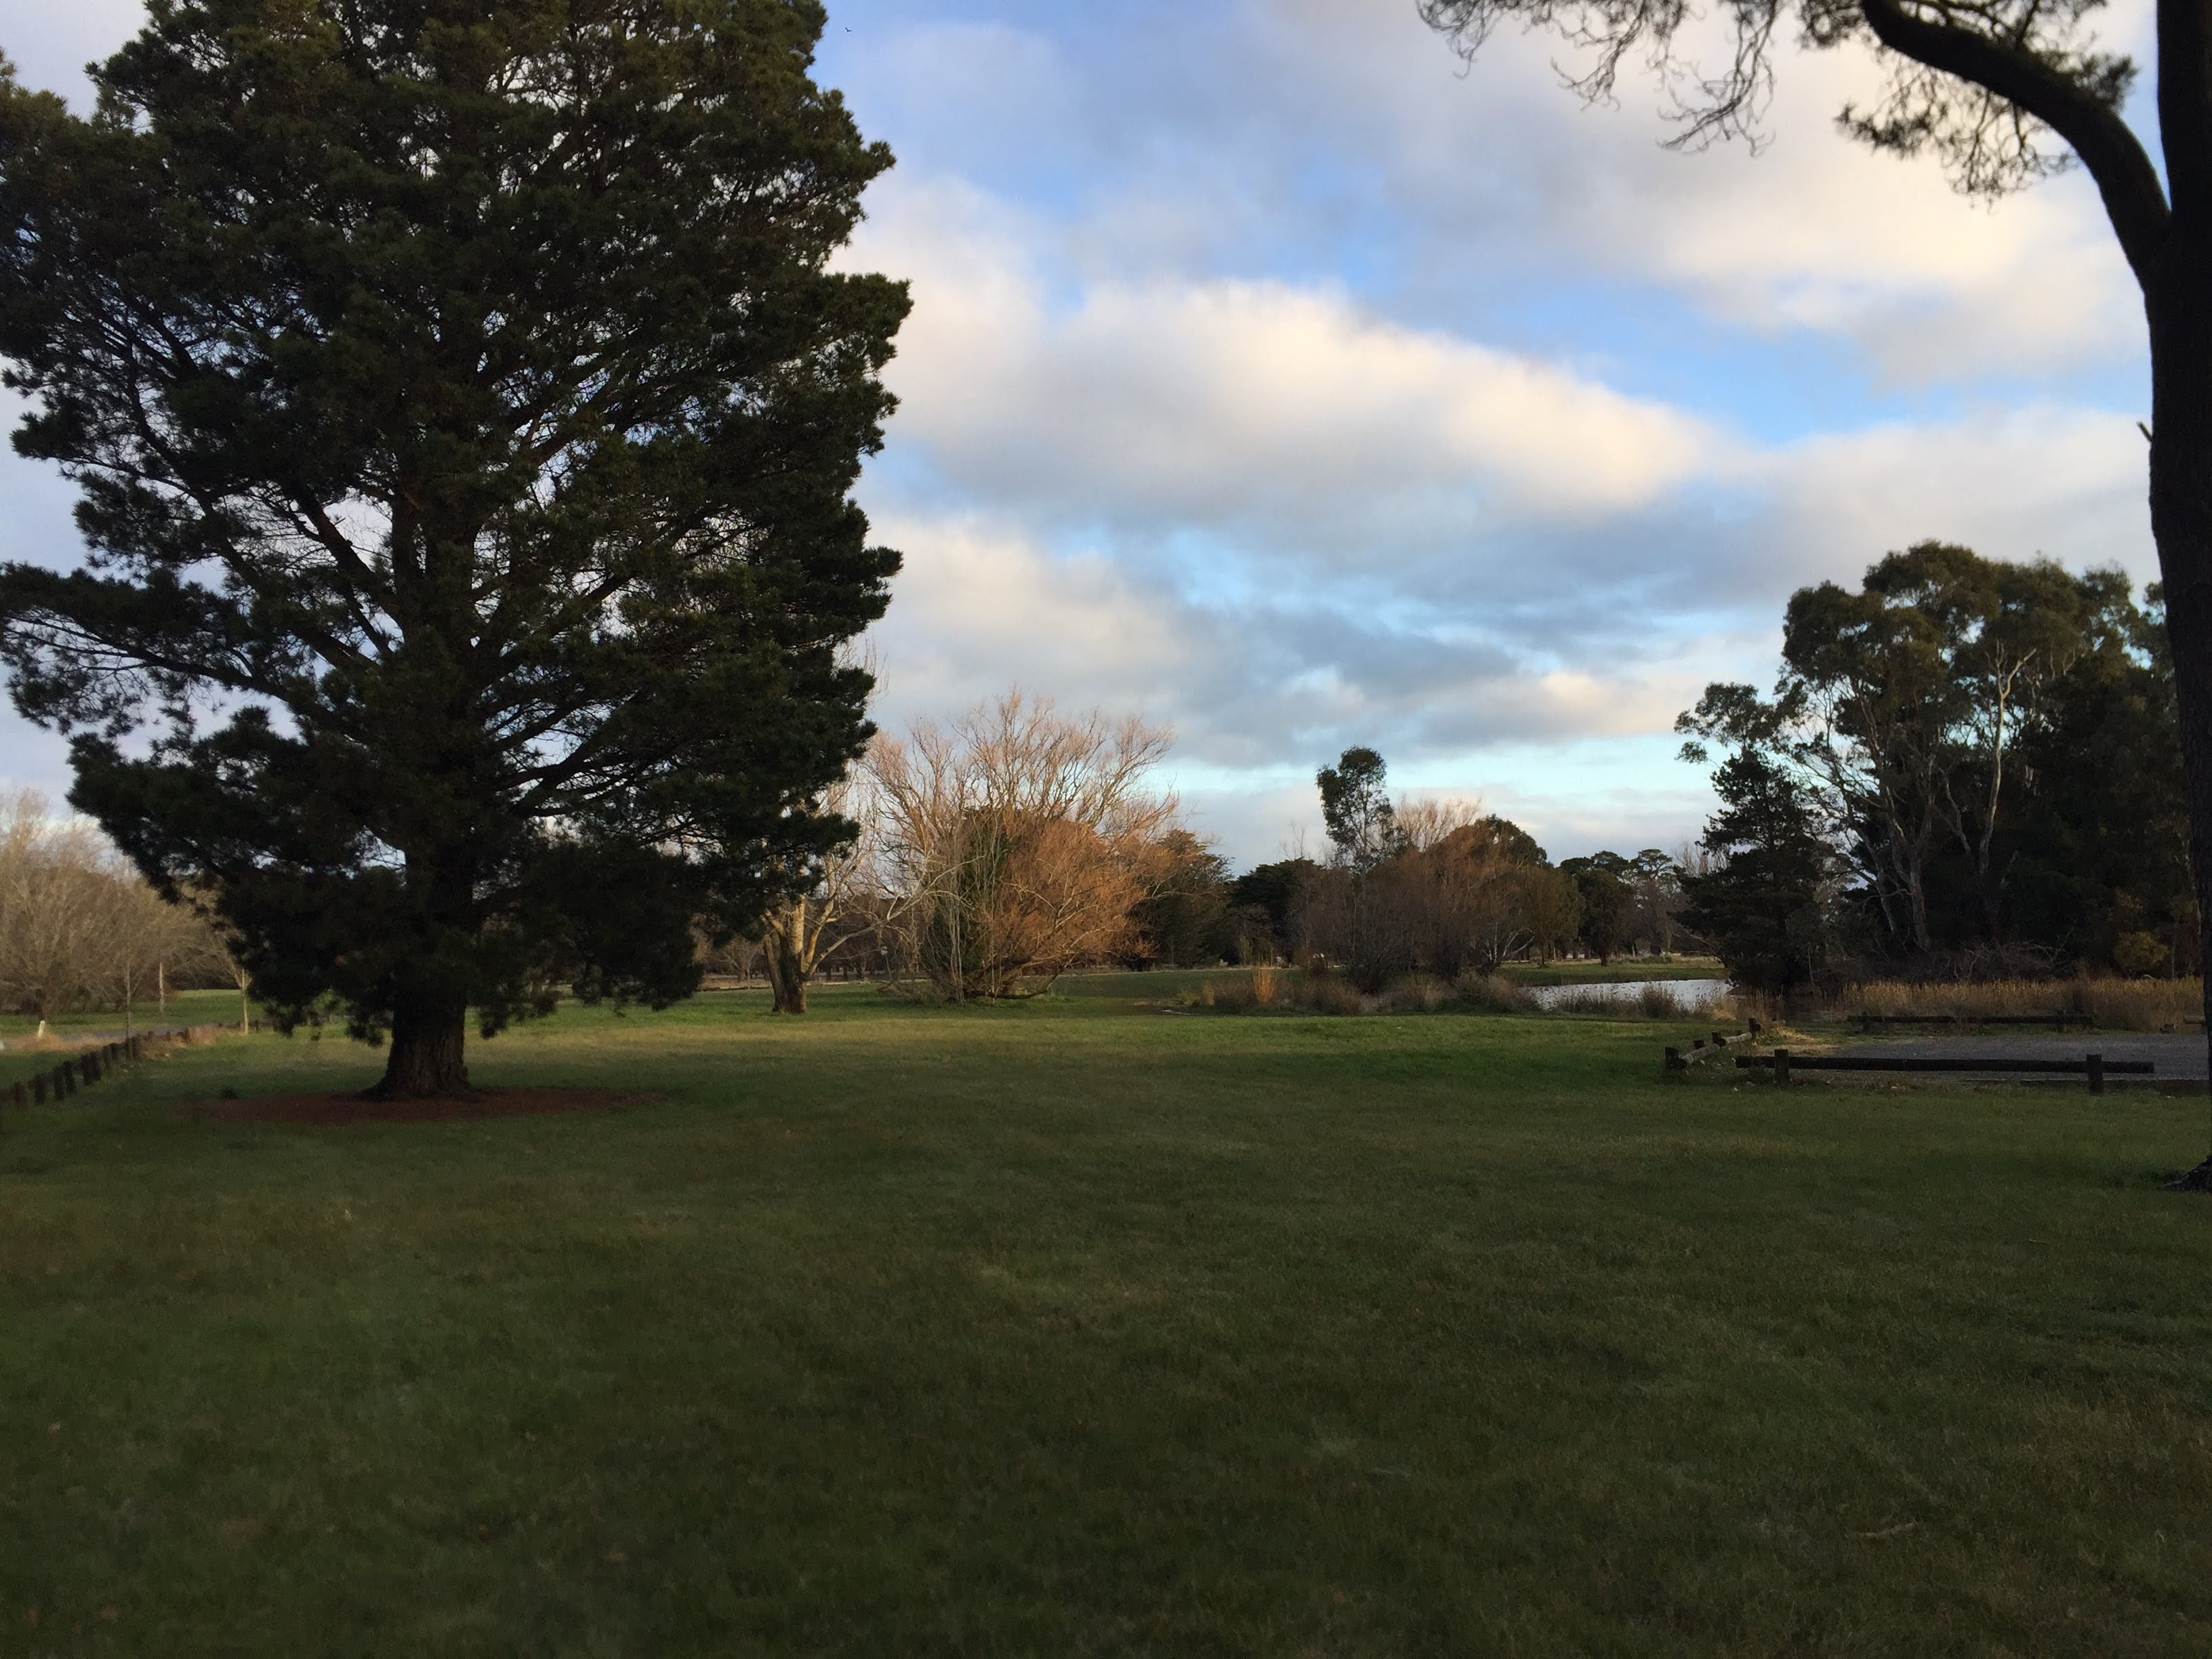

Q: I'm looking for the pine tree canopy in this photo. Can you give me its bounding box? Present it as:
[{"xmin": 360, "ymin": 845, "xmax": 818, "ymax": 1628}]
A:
[{"xmin": 0, "ymin": 0, "xmax": 909, "ymax": 1095}]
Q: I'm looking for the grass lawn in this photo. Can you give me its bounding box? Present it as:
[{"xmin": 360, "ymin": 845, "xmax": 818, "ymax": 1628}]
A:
[
  {"xmin": 0, "ymin": 987, "xmax": 247, "ymax": 1042},
  {"xmin": 0, "ymin": 991, "xmax": 247, "ymax": 1090},
  {"xmin": 5, "ymin": 977, "xmax": 2211, "ymax": 1655}
]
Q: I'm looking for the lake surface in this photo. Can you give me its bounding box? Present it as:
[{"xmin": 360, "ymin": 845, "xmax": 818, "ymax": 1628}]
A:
[{"xmin": 1526, "ymin": 978, "xmax": 1728, "ymax": 1010}]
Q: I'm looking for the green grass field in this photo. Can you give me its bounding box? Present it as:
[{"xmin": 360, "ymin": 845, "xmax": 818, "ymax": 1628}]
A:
[
  {"xmin": 5, "ymin": 977, "xmax": 2211, "ymax": 1656},
  {"xmin": 0, "ymin": 987, "xmax": 246, "ymax": 1041},
  {"xmin": 0, "ymin": 990, "xmax": 247, "ymax": 1088}
]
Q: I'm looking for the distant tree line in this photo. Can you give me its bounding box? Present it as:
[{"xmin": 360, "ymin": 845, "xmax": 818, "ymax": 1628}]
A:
[
  {"xmin": 0, "ymin": 791, "xmax": 237, "ymax": 1024},
  {"xmin": 1237, "ymin": 750, "xmax": 1692, "ymax": 993},
  {"xmin": 719, "ymin": 702, "xmax": 1703, "ymax": 1011},
  {"xmin": 1677, "ymin": 543, "xmax": 2191, "ymax": 991}
]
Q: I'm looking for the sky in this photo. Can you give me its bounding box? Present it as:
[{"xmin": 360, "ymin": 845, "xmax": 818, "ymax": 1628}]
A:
[{"xmin": 0, "ymin": 0, "xmax": 2160, "ymax": 869}]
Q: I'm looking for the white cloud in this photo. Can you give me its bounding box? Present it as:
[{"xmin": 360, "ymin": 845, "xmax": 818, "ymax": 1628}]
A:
[
  {"xmin": 864, "ymin": 511, "xmax": 1211, "ymax": 726},
  {"xmin": 860, "ymin": 506, "xmax": 1734, "ymax": 765},
  {"xmin": 844, "ymin": 0, "xmax": 2146, "ymax": 385},
  {"xmin": 855, "ymin": 173, "xmax": 2150, "ymax": 589},
  {"xmin": 854, "ymin": 176, "xmax": 1718, "ymax": 541},
  {"xmin": 1738, "ymin": 405, "xmax": 2154, "ymax": 590}
]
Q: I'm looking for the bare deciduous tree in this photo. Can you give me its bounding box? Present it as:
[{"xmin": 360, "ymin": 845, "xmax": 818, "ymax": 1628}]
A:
[
  {"xmin": 757, "ymin": 778, "xmax": 881, "ymax": 1015},
  {"xmin": 1393, "ymin": 797, "xmax": 1488, "ymax": 854},
  {"xmin": 866, "ymin": 693, "xmax": 1179, "ymax": 999},
  {"xmin": 0, "ymin": 791, "xmax": 121, "ymax": 1021},
  {"xmin": 96, "ymin": 878, "xmax": 221, "ymax": 1036},
  {"xmin": 0, "ymin": 790, "xmax": 226, "ymax": 1028}
]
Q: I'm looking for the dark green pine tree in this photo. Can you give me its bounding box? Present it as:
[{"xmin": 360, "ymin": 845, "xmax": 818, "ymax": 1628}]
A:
[
  {"xmin": 0, "ymin": 0, "xmax": 909, "ymax": 1097},
  {"xmin": 1679, "ymin": 754, "xmax": 1836, "ymax": 995},
  {"xmin": 1559, "ymin": 857, "xmax": 1633, "ymax": 964}
]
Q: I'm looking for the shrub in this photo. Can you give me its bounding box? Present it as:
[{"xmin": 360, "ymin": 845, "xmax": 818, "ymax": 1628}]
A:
[
  {"xmin": 1249, "ymin": 964, "xmax": 1279, "ymax": 1007},
  {"xmin": 1192, "ymin": 963, "xmax": 1544, "ymax": 1017},
  {"xmin": 1373, "ymin": 974, "xmax": 1453, "ymax": 1013},
  {"xmin": 1452, "ymin": 972, "xmax": 1539, "ymax": 1015},
  {"xmin": 1307, "ymin": 974, "xmax": 1368, "ymax": 1016}
]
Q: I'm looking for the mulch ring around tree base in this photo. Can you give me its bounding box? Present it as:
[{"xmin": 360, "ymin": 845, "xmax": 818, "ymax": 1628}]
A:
[{"xmin": 182, "ymin": 1087, "xmax": 666, "ymax": 1126}]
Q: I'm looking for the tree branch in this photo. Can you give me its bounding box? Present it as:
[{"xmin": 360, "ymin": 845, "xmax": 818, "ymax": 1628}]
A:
[{"xmin": 1858, "ymin": 0, "xmax": 2172, "ymax": 285}]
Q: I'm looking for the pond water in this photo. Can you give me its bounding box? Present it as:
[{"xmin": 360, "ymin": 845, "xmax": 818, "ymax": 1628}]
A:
[{"xmin": 1525, "ymin": 977, "xmax": 1729, "ymax": 1010}]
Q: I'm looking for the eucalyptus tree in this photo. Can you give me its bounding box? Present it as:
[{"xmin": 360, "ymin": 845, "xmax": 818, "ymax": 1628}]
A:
[
  {"xmin": 1317, "ymin": 747, "xmax": 1405, "ymax": 874},
  {"xmin": 1422, "ymin": 0, "xmax": 2212, "ymax": 1175},
  {"xmin": 1680, "ymin": 544, "xmax": 2135, "ymax": 953},
  {"xmin": 0, "ymin": 0, "xmax": 907, "ymax": 1096}
]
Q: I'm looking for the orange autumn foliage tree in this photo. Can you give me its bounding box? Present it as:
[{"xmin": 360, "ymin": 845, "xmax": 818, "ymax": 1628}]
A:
[{"xmin": 867, "ymin": 693, "xmax": 1180, "ymax": 998}]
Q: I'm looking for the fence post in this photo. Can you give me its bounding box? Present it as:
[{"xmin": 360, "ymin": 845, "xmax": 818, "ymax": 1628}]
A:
[
  {"xmin": 1774, "ymin": 1048, "xmax": 1790, "ymax": 1088},
  {"xmin": 2087, "ymin": 1052, "xmax": 2104, "ymax": 1096}
]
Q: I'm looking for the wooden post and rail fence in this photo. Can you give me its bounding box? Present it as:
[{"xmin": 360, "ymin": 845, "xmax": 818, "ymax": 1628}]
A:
[
  {"xmin": 1733, "ymin": 1050, "xmax": 2149, "ymax": 1092},
  {"xmin": 1667, "ymin": 1041, "xmax": 2151, "ymax": 1092},
  {"xmin": 1667, "ymin": 1002, "xmax": 2159, "ymax": 1092},
  {"xmin": 2, "ymin": 1023, "xmax": 232, "ymax": 1131},
  {"xmin": 1663, "ymin": 1021, "xmax": 1765, "ymax": 1074}
]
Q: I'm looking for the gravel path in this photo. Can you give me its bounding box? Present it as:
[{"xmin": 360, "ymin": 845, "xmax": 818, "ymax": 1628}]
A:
[{"xmin": 1842, "ymin": 1032, "xmax": 2210, "ymax": 1080}]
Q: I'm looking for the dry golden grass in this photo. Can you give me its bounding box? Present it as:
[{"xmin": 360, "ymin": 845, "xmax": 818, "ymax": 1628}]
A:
[
  {"xmin": 1538, "ymin": 981, "xmax": 1700, "ymax": 1019},
  {"xmin": 1843, "ymin": 976, "xmax": 2205, "ymax": 1031}
]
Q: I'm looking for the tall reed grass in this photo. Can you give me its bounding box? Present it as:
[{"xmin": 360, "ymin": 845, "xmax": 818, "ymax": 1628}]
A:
[
  {"xmin": 1843, "ymin": 976, "xmax": 2203, "ymax": 1033},
  {"xmin": 1537, "ymin": 982, "xmax": 1694, "ymax": 1019}
]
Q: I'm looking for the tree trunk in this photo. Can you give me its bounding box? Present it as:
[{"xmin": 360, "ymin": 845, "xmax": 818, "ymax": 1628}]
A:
[
  {"xmin": 370, "ymin": 996, "xmax": 471, "ymax": 1099},
  {"xmin": 1902, "ymin": 842, "xmax": 1932, "ymax": 956},
  {"xmin": 2148, "ymin": 254, "xmax": 2212, "ymax": 1185},
  {"xmin": 764, "ymin": 902, "xmax": 810, "ymax": 1015}
]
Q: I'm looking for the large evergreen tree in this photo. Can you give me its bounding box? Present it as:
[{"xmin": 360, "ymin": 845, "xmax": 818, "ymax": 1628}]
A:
[
  {"xmin": 2005, "ymin": 592, "xmax": 2198, "ymax": 973},
  {"xmin": 0, "ymin": 0, "xmax": 907, "ymax": 1096},
  {"xmin": 1678, "ymin": 546, "xmax": 2172, "ymax": 970},
  {"xmin": 1679, "ymin": 754, "xmax": 1837, "ymax": 996},
  {"xmin": 1559, "ymin": 853, "xmax": 1634, "ymax": 963}
]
